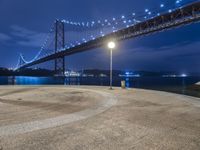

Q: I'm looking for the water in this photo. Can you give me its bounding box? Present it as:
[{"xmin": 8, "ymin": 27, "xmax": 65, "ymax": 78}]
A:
[{"xmin": 0, "ymin": 76, "xmax": 200, "ymax": 97}]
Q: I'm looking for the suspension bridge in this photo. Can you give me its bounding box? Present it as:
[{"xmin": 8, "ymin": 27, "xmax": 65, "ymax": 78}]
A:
[{"xmin": 16, "ymin": 0, "xmax": 200, "ymax": 75}]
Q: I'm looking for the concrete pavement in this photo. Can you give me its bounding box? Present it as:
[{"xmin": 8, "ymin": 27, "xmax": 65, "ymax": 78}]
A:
[{"xmin": 0, "ymin": 86, "xmax": 200, "ymax": 150}]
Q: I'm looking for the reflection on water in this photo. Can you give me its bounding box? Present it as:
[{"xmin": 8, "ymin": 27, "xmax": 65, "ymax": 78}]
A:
[
  {"xmin": 182, "ymin": 77, "xmax": 186, "ymax": 94},
  {"xmin": 16, "ymin": 76, "xmax": 65, "ymax": 85},
  {"xmin": 126, "ymin": 78, "xmax": 130, "ymax": 88},
  {"xmin": 0, "ymin": 76, "xmax": 200, "ymax": 97}
]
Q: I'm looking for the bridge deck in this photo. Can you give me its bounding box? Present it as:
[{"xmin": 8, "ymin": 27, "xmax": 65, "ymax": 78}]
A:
[{"xmin": 20, "ymin": 1, "xmax": 200, "ymax": 69}]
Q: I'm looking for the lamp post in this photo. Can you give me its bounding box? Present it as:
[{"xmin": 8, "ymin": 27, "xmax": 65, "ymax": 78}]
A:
[{"xmin": 107, "ymin": 41, "xmax": 116, "ymax": 89}]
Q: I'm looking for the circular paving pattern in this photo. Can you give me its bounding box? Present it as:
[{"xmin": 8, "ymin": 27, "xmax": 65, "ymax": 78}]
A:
[{"xmin": 0, "ymin": 86, "xmax": 117, "ymax": 136}]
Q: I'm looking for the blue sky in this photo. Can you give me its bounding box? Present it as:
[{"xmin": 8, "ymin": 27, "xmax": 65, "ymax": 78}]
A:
[{"xmin": 0, "ymin": 0, "xmax": 200, "ymax": 74}]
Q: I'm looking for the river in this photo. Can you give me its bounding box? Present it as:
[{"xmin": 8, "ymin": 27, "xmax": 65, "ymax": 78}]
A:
[{"xmin": 0, "ymin": 76, "xmax": 200, "ymax": 97}]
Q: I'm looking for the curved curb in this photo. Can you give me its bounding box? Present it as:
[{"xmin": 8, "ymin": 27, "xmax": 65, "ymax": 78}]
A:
[{"xmin": 0, "ymin": 88, "xmax": 117, "ymax": 136}]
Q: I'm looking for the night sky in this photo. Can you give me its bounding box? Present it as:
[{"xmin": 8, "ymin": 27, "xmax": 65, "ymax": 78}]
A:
[{"xmin": 0, "ymin": 0, "xmax": 200, "ymax": 74}]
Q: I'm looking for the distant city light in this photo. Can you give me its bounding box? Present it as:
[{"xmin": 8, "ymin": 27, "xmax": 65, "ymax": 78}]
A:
[
  {"xmin": 181, "ymin": 73, "xmax": 187, "ymax": 77},
  {"xmin": 119, "ymin": 72, "xmax": 140, "ymax": 77},
  {"xmin": 125, "ymin": 72, "xmax": 130, "ymax": 75}
]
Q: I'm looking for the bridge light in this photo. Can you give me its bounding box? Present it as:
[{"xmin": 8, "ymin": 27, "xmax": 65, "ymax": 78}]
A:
[
  {"xmin": 61, "ymin": 19, "xmax": 66, "ymax": 23},
  {"xmin": 160, "ymin": 4, "xmax": 164, "ymax": 8}
]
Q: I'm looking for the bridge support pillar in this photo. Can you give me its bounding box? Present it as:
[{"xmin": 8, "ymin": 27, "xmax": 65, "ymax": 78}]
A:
[
  {"xmin": 55, "ymin": 57, "xmax": 65, "ymax": 76},
  {"xmin": 54, "ymin": 20, "xmax": 65, "ymax": 76}
]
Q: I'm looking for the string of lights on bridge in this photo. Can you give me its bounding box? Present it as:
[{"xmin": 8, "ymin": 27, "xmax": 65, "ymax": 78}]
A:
[
  {"xmin": 15, "ymin": 23, "xmax": 55, "ymax": 69},
  {"xmin": 16, "ymin": 0, "xmax": 197, "ymax": 69},
  {"xmin": 62, "ymin": 0, "xmax": 190, "ymax": 50},
  {"xmin": 61, "ymin": 0, "xmax": 185, "ymax": 28}
]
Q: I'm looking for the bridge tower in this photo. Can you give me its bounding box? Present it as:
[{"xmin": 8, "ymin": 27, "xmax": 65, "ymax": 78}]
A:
[{"xmin": 54, "ymin": 20, "xmax": 65, "ymax": 76}]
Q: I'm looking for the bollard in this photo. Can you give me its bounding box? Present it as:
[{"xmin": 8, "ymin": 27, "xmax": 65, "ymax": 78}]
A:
[{"xmin": 121, "ymin": 80, "xmax": 126, "ymax": 89}]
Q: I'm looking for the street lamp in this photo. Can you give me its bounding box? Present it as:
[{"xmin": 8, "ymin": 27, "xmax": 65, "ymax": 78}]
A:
[{"xmin": 107, "ymin": 41, "xmax": 116, "ymax": 89}]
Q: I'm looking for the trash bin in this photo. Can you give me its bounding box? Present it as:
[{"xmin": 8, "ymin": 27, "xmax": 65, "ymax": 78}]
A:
[{"xmin": 121, "ymin": 80, "xmax": 126, "ymax": 89}]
